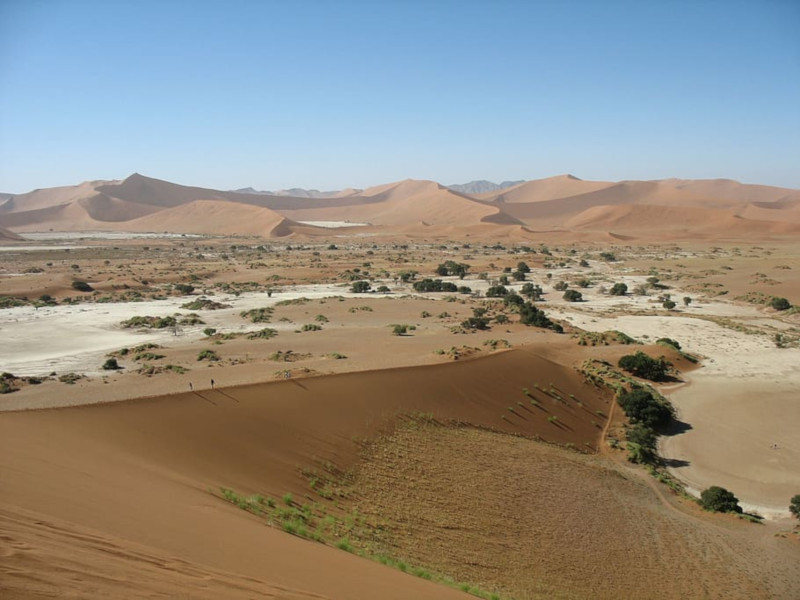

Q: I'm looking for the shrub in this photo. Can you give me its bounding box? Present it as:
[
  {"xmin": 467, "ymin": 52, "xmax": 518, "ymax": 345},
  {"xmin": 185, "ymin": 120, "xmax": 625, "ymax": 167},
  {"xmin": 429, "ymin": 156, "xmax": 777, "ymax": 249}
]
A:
[
  {"xmin": 517, "ymin": 261, "xmax": 530, "ymax": 273},
  {"xmin": 662, "ymin": 300, "xmax": 676, "ymax": 310},
  {"xmin": 376, "ymin": 285, "xmax": 390, "ymax": 293},
  {"xmin": 247, "ymin": 328, "xmax": 277, "ymax": 339},
  {"xmin": 71, "ymin": 280, "xmax": 93, "ymax": 292},
  {"xmin": 790, "ymin": 494, "xmax": 800, "ymax": 519},
  {"xmin": 391, "ymin": 324, "xmax": 415, "ymax": 336},
  {"xmin": 351, "ymin": 280, "xmax": 371, "ymax": 293},
  {"xmin": 461, "ymin": 317, "xmax": 490, "ymax": 330},
  {"xmin": 300, "ymin": 323, "xmax": 322, "ymax": 332},
  {"xmin": 618, "ymin": 351, "xmax": 671, "ymax": 381},
  {"xmin": 102, "ymin": 358, "xmax": 121, "ymax": 370},
  {"xmin": 563, "ymin": 289, "xmax": 583, "ymax": 302},
  {"xmin": 700, "ymin": 486, "xmax": 742, "ymax": 513},
  {"xmin": 485, "ymin": 285, "xmax": 508, "ymax": 297},
  {"xmin": 197, "ymin": 349, "xmax": 220, "ymax": 361},
  {"xmin": 121, "ymin": 315, "xmax": 177, "ymax": 329},
  {"xmin": 203, "ymin": 327, "xmax": 217, "ymax": 336},
  {"xmin": 770, "ymin": 297, "xmax": 791, "ymax": 311},
  {"xmin": 174, "ymin": 283, "xmax": 195, "ymax": 295},
  {"xmin": 617, "ymin": 388, "xmax": 672, "ymax": 428},
  {"xmin": 553, "ymin": 281, "xmax": 568, "ymax": 291},
  {"xmin": 520, "ymin": 283, "xmax": 543, "ymax": 300},
  {"xmin": 240, "ymin": 307, "xmax": 273, "ymax": 323},
  {"xmin": 656, "ymin": 337, "xmax": 681, "ymax": 350},
  {"xmin": 610, "ymin": 283, "xmax": 628, "ymax": 296},
  {"xmin": 625, "ymin": 424, "xmax": 657, "ymax": 464}
]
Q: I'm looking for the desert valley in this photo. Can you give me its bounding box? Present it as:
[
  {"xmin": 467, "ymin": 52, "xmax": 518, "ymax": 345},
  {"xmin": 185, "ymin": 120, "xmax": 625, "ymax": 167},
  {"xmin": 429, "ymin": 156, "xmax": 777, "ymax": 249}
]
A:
[{"xmin": 0, "ymin": 173, "xmax": 799, "ymax": 599}]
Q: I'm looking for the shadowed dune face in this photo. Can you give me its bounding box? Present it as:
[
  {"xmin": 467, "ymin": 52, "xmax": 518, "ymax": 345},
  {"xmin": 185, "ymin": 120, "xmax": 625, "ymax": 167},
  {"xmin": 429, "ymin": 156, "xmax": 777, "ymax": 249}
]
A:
[{"xmin": 1, "ymin": 173, "xmax": 799, "ymax": 241}]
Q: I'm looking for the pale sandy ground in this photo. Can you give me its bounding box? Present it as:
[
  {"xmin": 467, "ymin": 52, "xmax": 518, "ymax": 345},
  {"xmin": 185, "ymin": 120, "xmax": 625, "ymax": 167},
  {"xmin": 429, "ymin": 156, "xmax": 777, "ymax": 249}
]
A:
[
  {"xmin": 0, "ymin": 283, "xmax": 391, "ymax": 377},
  {"xmin": 551, "ymin": 306, "xmax": 800, "ymax": 517}
]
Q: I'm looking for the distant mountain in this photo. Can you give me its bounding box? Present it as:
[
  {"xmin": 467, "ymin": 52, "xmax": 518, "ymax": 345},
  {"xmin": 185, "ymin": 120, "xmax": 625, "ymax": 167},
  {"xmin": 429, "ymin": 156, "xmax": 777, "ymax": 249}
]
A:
[
  {"xmin": 447, "ymin": 180, "xmax": 526, "ymax": 195},
  {"xmin": 233, "ymin": 187, "xmax": 360, "ymax": 199}
]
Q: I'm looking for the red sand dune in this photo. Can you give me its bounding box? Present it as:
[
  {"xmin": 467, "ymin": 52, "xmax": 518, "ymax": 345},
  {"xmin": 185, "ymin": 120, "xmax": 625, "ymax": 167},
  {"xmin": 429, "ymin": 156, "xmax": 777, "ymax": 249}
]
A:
[
  {"xmin": 121, "ymin": 199, "xmax": 296, "ymax": 236},
  {"xmin": 1, "ymin": 172, "xmax": 799, "ymax": 240},
  {"xmin": 0, "ymin": 346, "xmax": 610, "ymax": 599}
]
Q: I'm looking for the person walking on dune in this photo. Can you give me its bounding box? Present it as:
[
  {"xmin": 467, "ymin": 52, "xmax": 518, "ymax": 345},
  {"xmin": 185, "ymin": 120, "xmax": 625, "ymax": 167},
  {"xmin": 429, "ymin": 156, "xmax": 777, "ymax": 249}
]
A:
[
  {"xmin": 189, "ymin": 381, "xmax": 193, "ymax": 392},
  {"xmin": 211, "ymin": 378, "xmax": 215, "ymax": 390}
]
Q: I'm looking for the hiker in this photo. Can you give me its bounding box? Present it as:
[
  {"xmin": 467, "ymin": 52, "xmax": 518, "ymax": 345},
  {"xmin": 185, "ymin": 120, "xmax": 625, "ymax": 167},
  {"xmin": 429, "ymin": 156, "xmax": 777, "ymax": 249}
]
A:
[
  {"xmin": 211, "ymin": 378, "xmax": 215, "ymax": 389},
  {"xmin": 189, "ymin": 382, "xmax": 193, "ymax": 391}
]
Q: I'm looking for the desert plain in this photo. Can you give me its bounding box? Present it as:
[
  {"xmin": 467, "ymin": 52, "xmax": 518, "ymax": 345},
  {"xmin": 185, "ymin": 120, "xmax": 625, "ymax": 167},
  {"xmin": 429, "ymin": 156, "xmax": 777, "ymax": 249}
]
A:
[{"xmin": 1, "ymin": 174, "xmax": 799, "ymax": 599}]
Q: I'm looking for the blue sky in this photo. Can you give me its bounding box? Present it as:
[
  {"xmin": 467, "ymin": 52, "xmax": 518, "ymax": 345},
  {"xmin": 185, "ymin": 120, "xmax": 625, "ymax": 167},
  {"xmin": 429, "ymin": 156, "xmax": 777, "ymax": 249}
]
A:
[{"xmin": 1, "ymin": 0, "xmax": 798, "ymax": 192}]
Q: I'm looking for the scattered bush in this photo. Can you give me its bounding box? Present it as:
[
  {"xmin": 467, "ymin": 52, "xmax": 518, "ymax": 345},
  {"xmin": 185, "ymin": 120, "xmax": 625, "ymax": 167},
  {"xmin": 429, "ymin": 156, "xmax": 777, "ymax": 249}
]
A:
[
  {"xmin": 485, "ymin": 285, "xmax": 508, "ymax": 297},
  {"xmin": 790, "ymin": 494, "xmax": 800, "ymax": 519},
  {"xmin": 563, "ymin": 289, "xmax": 583, "ymax": 302},
  {"xmin": 240, "ymin": 307, "xmax": 273, "ymax": 323},
  {"xmin": 102, "ymin": 358, "xmax": 121, "ymax": 370},
  {"xmin": 197, "ymin": 349, "xmax": 220, "ymax": 361},
  {"xmin": 351, "ymin": 280, "xmax": 371, "ymax": 293},
  {"xmin": 121, "ymin": 315, "xmax": 177, "ymax": 329},
  {"xmin": 71, "ymin": 280, "xmax": 93, "ymax": 292},
  {"xmin": 770, "ymin": 297, "xmax": 791, "ymax": 311},
  {"xmin": 609, "ymin": 283, "xmax": 628, "ymax": 296},
  {"xmin": 247, "ymin": 328, "xmax": 278, "ymax": 339},
  {"xmin": 656, "ymin": 337, "xmax": 681, "ymax": 350}
]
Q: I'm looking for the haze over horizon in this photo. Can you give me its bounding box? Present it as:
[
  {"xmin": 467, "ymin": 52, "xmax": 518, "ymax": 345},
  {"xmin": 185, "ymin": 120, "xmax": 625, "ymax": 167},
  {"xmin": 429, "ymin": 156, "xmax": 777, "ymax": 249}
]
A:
[{"xmin": 1, "ymin": 0, "xmax": 798, "ymax": 194}]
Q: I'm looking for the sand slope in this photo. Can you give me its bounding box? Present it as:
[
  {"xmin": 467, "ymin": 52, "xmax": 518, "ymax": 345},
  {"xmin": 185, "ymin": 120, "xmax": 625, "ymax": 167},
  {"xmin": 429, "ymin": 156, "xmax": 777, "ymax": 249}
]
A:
[{"xmin": 0, "ymin": 348, "xmax": 610, "ymax": 599}]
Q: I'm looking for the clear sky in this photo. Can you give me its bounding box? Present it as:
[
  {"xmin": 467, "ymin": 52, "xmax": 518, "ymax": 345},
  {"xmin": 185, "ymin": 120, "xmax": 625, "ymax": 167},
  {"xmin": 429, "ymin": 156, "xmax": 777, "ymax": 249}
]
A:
[{"xmin": 1, "ymin": 0, "xmax": 798, "ymax": 193}]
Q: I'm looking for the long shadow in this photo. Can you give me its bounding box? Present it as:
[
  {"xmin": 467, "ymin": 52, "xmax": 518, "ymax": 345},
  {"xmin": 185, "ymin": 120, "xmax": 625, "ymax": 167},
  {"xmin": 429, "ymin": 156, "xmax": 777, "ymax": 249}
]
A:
[
  {"xmin": 192, "ymin": 391, "xmax": 217, "ymax": 406},
  {"xmin": 289, "ymin": 379, "xmax": 308, "ymax": 390},
  {"xmin": 661, "ymin": 419, "xmax": 693, "ymax": 437},
  {"xmin": 214, "ymin": 389, "xmax": 239, "ymax": 403},
  {"xmin": 662, "ymin": 457, "xmax": 691, "ymax": 468}
]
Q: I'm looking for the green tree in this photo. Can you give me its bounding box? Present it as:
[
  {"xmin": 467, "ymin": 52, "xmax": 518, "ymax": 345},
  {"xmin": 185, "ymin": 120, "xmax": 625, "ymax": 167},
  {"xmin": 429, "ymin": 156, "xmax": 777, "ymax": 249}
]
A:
[
  {"xmin": 71, "ymin": 280, "xmax": 93, "ymax": 292},
  {"xmin": 700, "ymin": 486, "xmax": 742, "ymax": 513},
  {"xmin": 102, "ymin": 358, "xmax": 120, "ymax": 370},
  {"xmin": 617, "ymin": 388, "xmax": 672, "ymax": 428},
  {"xmin": 351, "ymin": 280, "xmax": 371, "ymax": 293},
  {"xmin": 770, "ymin": 297, "xmax": 791, "ymax": 311},
  {"xmin": 563, "ymin": 289, "xmax": 583, "ymax": 302},
  {"xmin": 610, "ymin": 283, "xmax": 628, "ymax": 296},
  {"xmin": 516, "ymin": 261, "xmax": 531, "ymax": 273},
  {"xmin": 618, "ymin": 351, "xmax": 671, "ymax": 381},
  {"xmin": 790, "ymin": 494, "xmax": 800, "ymax": 519}
]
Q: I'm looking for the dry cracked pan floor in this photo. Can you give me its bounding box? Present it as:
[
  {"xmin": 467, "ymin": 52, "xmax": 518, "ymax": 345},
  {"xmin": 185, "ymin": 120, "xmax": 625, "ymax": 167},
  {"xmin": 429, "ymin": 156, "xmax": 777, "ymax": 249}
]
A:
[{"xmin": 346, "ymin": 424, "xmax": 799, "ymax": 600}]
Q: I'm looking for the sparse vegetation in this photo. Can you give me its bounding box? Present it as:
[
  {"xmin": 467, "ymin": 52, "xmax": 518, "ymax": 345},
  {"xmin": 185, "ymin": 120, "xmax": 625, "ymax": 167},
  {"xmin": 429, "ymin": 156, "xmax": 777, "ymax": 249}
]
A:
[{"xmin": 197, "ymin": 349, "xmax": 220, "ymax": 361}]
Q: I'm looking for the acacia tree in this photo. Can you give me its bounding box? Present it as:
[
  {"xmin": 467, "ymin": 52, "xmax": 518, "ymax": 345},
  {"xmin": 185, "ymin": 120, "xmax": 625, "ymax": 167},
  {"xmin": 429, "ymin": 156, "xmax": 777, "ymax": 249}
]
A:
[
  {"xmin": 790, "ymin": 494, "xmax": 800, "ymax": 519},
  {"xmin": 700, "ymin": 486, "xmax": 742, "ymax": 513}
]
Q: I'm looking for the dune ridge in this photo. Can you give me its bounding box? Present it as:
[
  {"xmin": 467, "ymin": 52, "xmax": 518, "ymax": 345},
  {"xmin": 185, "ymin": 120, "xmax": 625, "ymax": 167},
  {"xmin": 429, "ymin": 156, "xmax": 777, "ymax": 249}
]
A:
[{"xmin": 1, "ymin": 172, "xmax": 798, "ymax": 241}]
